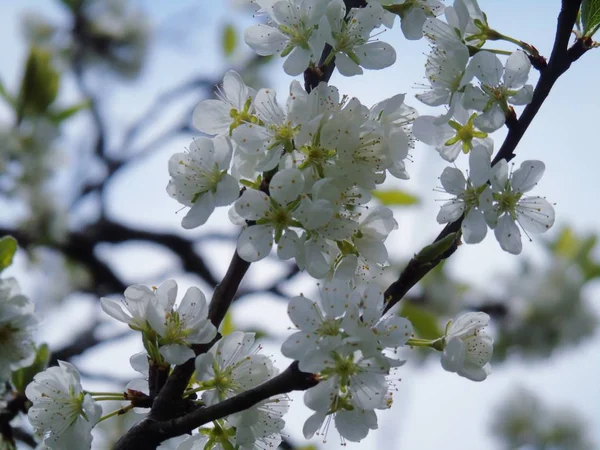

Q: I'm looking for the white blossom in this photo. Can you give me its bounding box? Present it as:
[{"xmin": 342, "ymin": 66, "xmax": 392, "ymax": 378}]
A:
[
  {"xmin": 245, "ymin": 0, "xmax": 332, "ymax": 75},
  {"xmin": 487, "ymin": 159, "xmax": 555, "ymax": 254},
  {"xmin": 26, "ymin": 361, "xmax": 102, "ymax": 449},
  {"xmin": 192, "ymin": 70, "xmax": 256, "ymax": 136},
  {"xmin": 326, "ymin": 2, "xmax": 396, "ymax": 76},
  {"xmin": 413, "ymin": 104, "xmax": 492, "ymax": 162},
  {"xmin": 195, "ymin": 331, "xmax": 275, "ymax": 405},
  {"xmin": 167, "ymin": 136, "xmax": 239, "ymax": 229},
  {"xmin": 146, "ymin": 283, "xmax": 217, "ymax": 364},
  {"xmin": 441, "ymin": 312, "xmax": 493, "ymax": 381},
  {"xmin": 463, "ymin": 50, "xmax": 533, "ymax": 132},
  {"xmin": 234, "ymin": 168, "xmax": 304, "ymax": 262},
  {"xmin": 281, "ymin": 281, "xmax": 355, "ymax": 363},
  {"xmin": 436, "ymin": 146, "xmax": 494, "ymax": 244},
  {"xmin": 101, "ymin": 279, "xmax": 177, "ymax": 333},
  {"xmin": 0, "ymin": 277, "xmax": 38, "ymax": 380}
]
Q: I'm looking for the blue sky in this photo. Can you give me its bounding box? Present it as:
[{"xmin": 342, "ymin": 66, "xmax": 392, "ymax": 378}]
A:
[{"xmin": 1, "ymin": 1, "xmax": 600, "ymax": 449}]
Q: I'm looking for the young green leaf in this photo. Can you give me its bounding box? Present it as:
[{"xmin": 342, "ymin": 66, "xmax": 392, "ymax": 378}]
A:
[{"xmin": 0, "ymin": 235, "xmax": 18, "ymax": 272}]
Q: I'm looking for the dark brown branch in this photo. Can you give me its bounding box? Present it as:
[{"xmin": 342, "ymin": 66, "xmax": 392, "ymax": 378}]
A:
[
  {"xmin": 114, "ymin": 362, "xmax": 316, "ymax": 450},
  {"xmin": 384, "ymin": 0, "xmax": 588, "ymax": 313}
]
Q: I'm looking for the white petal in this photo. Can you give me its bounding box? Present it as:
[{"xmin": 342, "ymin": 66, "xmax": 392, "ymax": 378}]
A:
[
  {"xmin": 437, "ymin": 200, "xmax": 465, "ymax": 223},
  {"xmin": 441, "ymin": 336, "xmax": 466, "ymax": 373},
  {"xmin": 211, "ymin": 134, "xmax": 234, "ymax": 168},
  {"xmin": 303, "ymin": 412, "xmax": 325, "ymax": 439},
  {"xmin": 235, "ymin": 189, "xmax": 269, "ymax": 220},
  {"xmin": 100, "ymin": 298, "xmax": 130, "ymax": 324},
  {"xmin": 516, "ymin": 197, "xmax": 555, "ymax": 233},
  {"xmin": 181, "ymin": 192, "xmax": 216, "ymax": 229},
  {"xmin": 356, "ymin": 41, "xmax": 396, "ymax": 70},
  {"xmin": 468, "ymin": 146, "xmax": 491, "ymax": 187},
  {"xmin": 462, "ymin": 209, "xmax": 488, "ymax": 244},
  {"xmin": 401, "ymin": 8, "xmax": 427, "ymax": 39},
  {"xmin": 160, "ymin": 344, "xmax": 195, "ymax": 365},
  {"xmin": 335, "ymin": 52, "xmax": 363, "ymax": 77},
  {"xmin": 283, "ymin": 47, "xmax": 312, "ymax": 76},
  {"xmin": 448, "ymin": 312, "xmax": 490, "ymax": 338},
  {"xmin": 494, "ymin": 214, "xmax": 522, "ymax": 254},
  {"xmin": 244, "ymin": 24, "xmax": 288, "ymax": 56},
  {"xmin": 237, "ymin": 225, "xmax": 273, "ymax": 261},
  {"xmin": 510, "ymin": 85, "xmax": 533, "ymax": 105},
  {"xmin": 254, "ymin": 88, "xmax": 285, "ymax": 125},
  {"xmin": 503, "ymin": 50, "xmax": 531, "ymax": 89},
  {"xmin": 269, "ymin": 168, "xmax": 304, "ymax": 205},
  {"xmin": 335, "ymin": 409, "xmax": 377, "ymax": 442},
  {"xmin": 511, "ymin": 160, "xmax": 545, "ymax": 193},
  {"xmin": 192, "ymin": 100, "xmax": 230, "ymax": 135},
  {"xmin": 412, "ymin": 115, "xmax": 453, "ymax": 146},
  {"xmin": 232, "ymin": 123, "xmax": 270, "ymax": 155},
  {"xmin": 462, "ymin": 84, "xmax": 488, "ymax": 111},
  {"xmin": 440, "ymin": 167, "xmax": 466, "ymax": 195},
  {"xmin": 214, "ymin": 175, "xmax": 240, "ymax": 207},
  {"xmin": 469, "ymin": 51, "xmax": 503, "ymax": 86},
  {"xmin": 287, "ymin": 296, "xmax": 322, "ymax": 331},
  {"xmin": 474, "ymin": 105, "xmax": 506, "ymax": 132},
  {"xmin": 222, "ymin": 70, "xmax": 254, "ymax": 110}
]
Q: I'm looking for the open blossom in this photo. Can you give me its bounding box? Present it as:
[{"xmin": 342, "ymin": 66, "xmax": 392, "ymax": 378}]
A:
[
  {"xmin": 487, "ymin": 159, "xmax": 555, "ymax": 255},
  {"xmin": 195, "ymin": 331, "xmax": 275, "ymax": 406},
  {"xmin": 245, "ymin": 0, "xmax": 332, "ymax": 75},
  {"xmin": 101, "ymin": 279, "xmax": 177, "ymax": 332},
  {"xmin": 436, "ymin": 146, "xmax": 494, "ymax": 244},
  {"xmin": 147, "ymin": 284, "xmax": 217, "ymax": 365},
  {"xmin": 167, "ymin": 136, "xmax": 239, "ymax": 229},
  {"xmin": 26, "ymin": 361, "xmax": 102, "ymax": 449},
  {"xmin": 192, "ymin": 70, "xmax": 256, "ymax": 136},
  {"xmin": 413, "ymin": 104, "xmax": 492, "ymax": 162},
  {"xmin": 463, "ymin": 50, "xmax": 533, "ymax": 132},
  {"xmin": 281, "ymin": 281, "xmax": 355, "ymax": 363},
  {"xmin": 326, "ymin": 2, "xmax": 396, "ymax": 76},
  {"xmin": 302, "ymin": 348, "xmax": 390, "ymax": 442},
  {"xmin": 441, "ymin": 312, "xmax": 493, "ymax": 381},
  {"xmin": 234, "ymin": 168, "xmax": 304, "ymax": 262},
  {"xmin": 377, "ymin": 0, "xmax": 445, "ymax": 39},
  {"xmin": 0, "ymin": 277, "xmax": 38, "ymax": 380}
]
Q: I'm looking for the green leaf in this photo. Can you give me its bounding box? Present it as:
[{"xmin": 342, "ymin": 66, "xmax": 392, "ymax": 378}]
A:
[
  {"xmin": 400, "ymin": 302, "xmax": 442, "ymax": 340},
  {"xmin": 11, "ymin": 344, "xmax": 50, "ymax": 394},
  {"xmin": 17, "ymin": 47, "xmax": 60, "ymax": 118},
  {"xmin": 581, "ymin": 0, "xmax": 600, "ymax": 37},
  {"xmin": 414, "ymin": 232, "xmax": 458, "ymax": 263},
  {"xmin": 371, "ymin": 189, "xmax": 419, "ymax": 206},
  {"xmin": 48, "ymin": 99, "xmax": 91, "ymax": 124},
  {"xmin": 0, "ymin": 236, "xmax": 18, "ymax": 272},
  {"xmin": 222, "ymin": 24, "xmax": 237, "ymax": 57},
  {"xmin": 0, "ymin": 77, "xmax": 15, "ymax": 108},
  {"xmin": 220, "ymin": 311, "xmax": 235, "ymax": 336}
]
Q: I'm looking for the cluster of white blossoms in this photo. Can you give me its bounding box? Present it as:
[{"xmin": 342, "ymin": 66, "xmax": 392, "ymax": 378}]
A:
[
  {"xmin": 435, "ymin": 147, "xmax": 554, "ymax": 252},
  {"xmin": 410, "ymin": 0, "xmax": 555, "ymax": 253},
  {"xmin": 20, "ymin": 0, "xmax": 574, "ymax": 447},
  {"xmin": 0, "ymin": 277, "xmax": 38, "ymax": 381},
  {"xmin": 170, "ymin": 70, "xmax": 416, "ymax": 282},
  {"xmin": 282, "ymin": 282, "xmax": 412, "ymax": 441}
]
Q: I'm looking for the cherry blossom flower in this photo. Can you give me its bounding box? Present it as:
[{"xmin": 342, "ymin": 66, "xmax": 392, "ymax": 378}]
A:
[
  {"xmin": 441, "ymin": 312, "xmax": 493, "ymax": 381},
  {"xmin": 26, "ymin": 361, "xmax": 102, "ymax": 449},
  {"xmin": 167, "ymin": 136, "xmax": 239, "ymax": 229},
  {"xmin": 487, "ymin": 159, "xmax": 555, "ymax": 254}
]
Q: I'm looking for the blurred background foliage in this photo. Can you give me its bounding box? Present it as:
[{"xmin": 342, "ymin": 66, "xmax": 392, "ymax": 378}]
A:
[{"xmin": 0, "ymin": 0, "xmax": 598, "ymax": 449}]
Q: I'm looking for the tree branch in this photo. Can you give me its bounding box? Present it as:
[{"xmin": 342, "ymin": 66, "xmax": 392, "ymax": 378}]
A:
[{"xmin": 114, "ymin": 362, "xmax": 316, "ymax": 450}]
